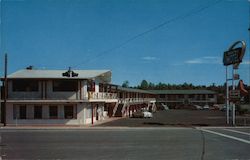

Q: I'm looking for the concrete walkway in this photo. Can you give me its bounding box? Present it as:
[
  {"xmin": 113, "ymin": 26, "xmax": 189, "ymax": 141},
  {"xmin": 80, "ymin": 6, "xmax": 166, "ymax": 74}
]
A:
[{"xmin": 0, "ymin": 117, "xmax": 124, "ymax": 129}]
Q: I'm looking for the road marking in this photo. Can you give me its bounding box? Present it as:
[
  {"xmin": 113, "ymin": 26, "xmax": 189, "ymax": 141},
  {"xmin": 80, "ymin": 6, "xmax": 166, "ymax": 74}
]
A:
[
  {"xmin": 200, "ymin": 129, "xmax": 250, "ymax": 144},
  {"xmin": 198, "ymin": 126, "xmax": 250, "ymax": 129},
  {"xmin": 223, "ymin": 128, "xmax": 250, "ymax": 136}
]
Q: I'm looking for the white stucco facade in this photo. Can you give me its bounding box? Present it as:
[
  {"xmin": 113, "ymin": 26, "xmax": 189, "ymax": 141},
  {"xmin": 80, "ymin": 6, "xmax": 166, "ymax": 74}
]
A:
[{"xmin": 5, "ymin": 102, "xmax": 106, "ymax": 125}]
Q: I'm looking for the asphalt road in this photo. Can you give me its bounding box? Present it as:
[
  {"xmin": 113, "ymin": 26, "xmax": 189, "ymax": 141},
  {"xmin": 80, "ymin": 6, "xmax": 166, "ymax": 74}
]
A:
[
  {"xmin": 0, "ymin": 127, "xmax": 249, "ymax": 160},
  {"xmin": 98, "ymin": 110, "xmax": 250, "ymax": 127}
]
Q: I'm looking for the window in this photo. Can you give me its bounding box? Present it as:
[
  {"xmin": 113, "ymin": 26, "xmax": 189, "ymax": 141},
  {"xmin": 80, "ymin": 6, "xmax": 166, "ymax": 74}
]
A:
[
  {"xmin": 87, "ymin": 81, "xmax": 95, "ymax": 92},
  {"xmin": 188, "ymin": 94, "xmax": 194, "ymax": 98},
  {"xmin": 178, "ymin": 94, "xmax": 184, "ymax": 99},
  {"xmin": 110, "ymin": 85, "xmax": 117, "ymax": 93},
  {"xmin": 104, "ymin": 104, "xmax": 108, "ymax": 111},
  {"xmin": 12, "ymin": 80, "xmax": 39, "ymax": 92},
  {"xmin": 64, "ymin": 105, "xmax": 76, "ymax": 119},
  {"xmin": 119, "ymin": 92, "xmax": 123, "ymax": 98},
  {"xmin": 53, "ymin": 80, "xmax": 78, "ymax": 92},
  {"xmin": 49, "ymin": 106, "xmax": 58, "ymax": 119},
  {"xmin": 159, "ymin": 94, "xmax": 165, "ymax": 98},
  {"xmin": 34, "ymin": 106, "xmax": 42, "ymax": 119},
  {"xmin": 208, "ymin": 94, "xmax": 214, "ymax": 98},
  {"xmin": 19, "ymin": 105, "xmax": 27, "ymax": 119},
  {"xmin": 202, "ymin": 95, "xmax": 206, "ymax": 100},
  {"xmin": 99, "ymin": 83, "xmax": 104, "ymax": 92}
]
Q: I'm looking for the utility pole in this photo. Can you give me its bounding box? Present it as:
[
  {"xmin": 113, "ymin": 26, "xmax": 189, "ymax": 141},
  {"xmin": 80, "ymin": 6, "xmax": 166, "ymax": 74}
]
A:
[{"xmin": 3, "ymin": 53, "xmax": 7, "ymax": 126}]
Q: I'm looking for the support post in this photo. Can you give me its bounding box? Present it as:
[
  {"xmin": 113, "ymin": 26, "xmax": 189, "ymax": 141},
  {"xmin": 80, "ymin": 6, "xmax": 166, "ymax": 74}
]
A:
[{"xmin": 91, "ymin": 104, "xmax": 94, "ymax": 125}]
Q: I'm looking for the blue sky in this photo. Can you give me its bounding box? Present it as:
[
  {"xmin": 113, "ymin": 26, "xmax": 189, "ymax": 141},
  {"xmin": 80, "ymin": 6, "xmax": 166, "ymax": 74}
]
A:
[{"xmin": 0, "ymin": 0, "xmax": 249, "ymax": 86}]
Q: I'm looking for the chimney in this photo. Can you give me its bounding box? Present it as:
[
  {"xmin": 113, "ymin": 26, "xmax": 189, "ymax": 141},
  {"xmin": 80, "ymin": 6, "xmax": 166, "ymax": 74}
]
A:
[{"xmin": 26, "ymin": 65, "xmax": 33, "ymax": 70}]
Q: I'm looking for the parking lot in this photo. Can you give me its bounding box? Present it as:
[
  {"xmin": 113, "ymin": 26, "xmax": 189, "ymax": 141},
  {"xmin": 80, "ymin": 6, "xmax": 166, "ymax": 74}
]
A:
[{"xmin": 98, "ymin": 110, "xmax": 250, "ymax": 127}]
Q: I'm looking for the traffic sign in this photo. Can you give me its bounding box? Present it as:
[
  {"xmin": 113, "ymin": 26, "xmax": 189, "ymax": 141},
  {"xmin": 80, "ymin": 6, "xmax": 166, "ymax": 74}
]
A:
[{"xmin": 223, "ymin": 48, "xmax": 242, "ymax": 66}]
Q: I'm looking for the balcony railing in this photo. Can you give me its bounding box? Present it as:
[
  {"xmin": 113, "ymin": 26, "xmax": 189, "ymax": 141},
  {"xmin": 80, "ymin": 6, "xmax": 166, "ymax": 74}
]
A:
[
  {"xmin": 156, "ymin": 98, "xmax": 216, "ymax": 102},
  {"xmin": 118, "ymin": 98, "xmax": 156, "ymax": 104},
  {"xmin": 6, "ymin": 91, "xmax": 118, "ymax": 100},
  {"xmin": 88, "ymin": 92, "xmax": 118, "ymax": 100}
]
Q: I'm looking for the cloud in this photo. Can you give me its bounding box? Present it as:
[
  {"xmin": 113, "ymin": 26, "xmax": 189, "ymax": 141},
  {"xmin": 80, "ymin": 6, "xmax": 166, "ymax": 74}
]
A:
[
  {"xmin": 141, "ymin": 56, "xmax": 158, "ymax": 61},
  {"xmin": 185, "ymin": 59, "xmax": 203, "ymax": 64},
  {"xmin": 242, "ymin": 60, "xmax": 250, "ymax": 65},
  {"xmin": 185, "ymin": 56, "xmax": 222, "ymax": 64}
]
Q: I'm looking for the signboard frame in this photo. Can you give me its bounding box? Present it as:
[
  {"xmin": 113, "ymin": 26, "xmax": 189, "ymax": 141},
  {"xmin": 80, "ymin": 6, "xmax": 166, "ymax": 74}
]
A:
[{"xmin": 223, "ymin": 47, "xmax": 242, "ymax": 66}]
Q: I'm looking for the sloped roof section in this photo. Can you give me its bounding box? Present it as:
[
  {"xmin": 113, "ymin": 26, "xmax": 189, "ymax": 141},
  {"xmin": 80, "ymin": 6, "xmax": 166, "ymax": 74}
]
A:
[
  {"xmin": 148, "ymin": 90, "xmax": 216, "ymax": 95},
  {"xmin": 6, "ymin": 69, "xmax": 111, "ymax": 83}
]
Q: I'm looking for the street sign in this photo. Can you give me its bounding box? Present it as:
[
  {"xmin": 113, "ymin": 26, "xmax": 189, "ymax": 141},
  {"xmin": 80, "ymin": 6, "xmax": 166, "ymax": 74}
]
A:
[
  {"xmin": 223, "ymin": 48, "xmax": 242, "ymax": 66},
  {"xmin": 229, "ymin": 90, "xmax": 241, "ymax": 100}
]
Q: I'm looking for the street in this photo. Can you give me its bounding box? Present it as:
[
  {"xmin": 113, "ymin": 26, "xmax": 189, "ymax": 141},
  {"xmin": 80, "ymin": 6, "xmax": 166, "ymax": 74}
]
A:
[{"xmin": 0, "ymin": 127, "xmax": 249, "ymax": 160}]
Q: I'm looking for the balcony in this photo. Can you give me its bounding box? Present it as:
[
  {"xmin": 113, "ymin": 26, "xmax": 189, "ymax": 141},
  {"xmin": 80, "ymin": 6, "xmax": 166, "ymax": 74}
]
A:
[
  {"xmin": 118, "ymin": 98, "xmax": 156, "ymax": 104},
  {"xmin": 6, "ymin": 91, "xmax": 119, "ymax": 103},
  {"xmin": 88, "ymin": 92, "xmax": 118, "ymax": 100}
]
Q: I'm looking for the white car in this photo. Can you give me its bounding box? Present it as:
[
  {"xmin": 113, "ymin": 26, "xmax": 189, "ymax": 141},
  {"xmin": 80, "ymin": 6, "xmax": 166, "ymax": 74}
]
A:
[
  {"xmin": 194, "ymin": 105, "xmax": 202, "ymax": 110},
  {"xmin": 203, "ymin": 105, "xmax": 209, "ymax": 110},
  {"xmin": 143, "ymin": 111, "xmax": 153, "ymax": 118}
]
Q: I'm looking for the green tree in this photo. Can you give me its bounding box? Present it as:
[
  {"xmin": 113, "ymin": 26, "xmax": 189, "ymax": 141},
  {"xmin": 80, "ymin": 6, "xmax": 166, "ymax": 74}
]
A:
[
  {"xmin": 140, "ymin": 80, "xmax": 149, "ymax": 89},
  {"xmin": 122, "ymin": 80, "xmax": 129, "ymax": 88},
  {"xmin": 148, "ymin": 82, "xmax": 155, "ymax": 89}
]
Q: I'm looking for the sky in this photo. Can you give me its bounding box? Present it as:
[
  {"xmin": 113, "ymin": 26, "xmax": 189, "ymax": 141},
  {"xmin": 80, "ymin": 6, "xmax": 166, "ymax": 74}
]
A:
[{"xmin": 0, "ymin": 0, "xmax": 249, "ymax": 86}]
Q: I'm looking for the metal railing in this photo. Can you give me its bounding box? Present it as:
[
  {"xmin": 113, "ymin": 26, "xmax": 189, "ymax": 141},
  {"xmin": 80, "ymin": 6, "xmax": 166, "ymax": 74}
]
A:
[
  {"xmin": 88, "ymin": 92, "xmax": 118, "ymax": 100},
  {"xmin": 118, "ymin": 98, "xmax": 156, "ymax": 104}
]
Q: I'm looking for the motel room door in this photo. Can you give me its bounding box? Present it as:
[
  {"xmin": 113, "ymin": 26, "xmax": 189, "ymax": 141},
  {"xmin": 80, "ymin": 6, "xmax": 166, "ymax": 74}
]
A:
[{"xmin": 95, "ymin": 104, "xmax": 99, "ymax": 121}]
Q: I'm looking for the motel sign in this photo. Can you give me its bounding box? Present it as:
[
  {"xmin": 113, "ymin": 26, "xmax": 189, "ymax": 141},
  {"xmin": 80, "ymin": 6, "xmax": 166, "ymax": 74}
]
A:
[{"xmin": 223, "ymin": 47, "xmax": 242, "ymax": 66}]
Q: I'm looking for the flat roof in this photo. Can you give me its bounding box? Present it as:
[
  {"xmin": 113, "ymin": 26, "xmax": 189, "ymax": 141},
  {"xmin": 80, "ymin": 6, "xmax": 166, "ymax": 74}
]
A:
[
  {"xmin": 4, "ymin": 69, "xmax": 112, "ymax": 82},
  {"xmin": 148, "ymin": 90, "xmax": 216, "ymax": 95},
  {"xmin": 118, "ymin": 86, "xmax": 155, "ymax": 94}
]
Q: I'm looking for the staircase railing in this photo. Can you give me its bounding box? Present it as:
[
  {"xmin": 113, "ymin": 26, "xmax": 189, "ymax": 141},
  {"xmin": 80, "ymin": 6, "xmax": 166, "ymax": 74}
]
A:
[{"xmin": 112, "ymin": 102, "xmax": 119, "ymax": 117}]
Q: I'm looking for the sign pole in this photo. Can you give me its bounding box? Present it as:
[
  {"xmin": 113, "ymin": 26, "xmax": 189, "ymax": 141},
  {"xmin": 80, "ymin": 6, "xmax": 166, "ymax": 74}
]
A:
[
  {"xmin": 223, "ymin": 40, "xmax": 246, "ymax": 126},
  {"xmin": 226, "ymin": 66, "xmax": 229, "ymax": 124},
  {"xmin": 232, "ymin": 68, "xmax": 235, "ymax": 125}
]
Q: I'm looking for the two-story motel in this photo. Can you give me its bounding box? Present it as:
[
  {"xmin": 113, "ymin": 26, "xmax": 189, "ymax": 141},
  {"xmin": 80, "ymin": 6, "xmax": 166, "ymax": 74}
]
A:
[
  {"xmin": 150, "ymin": 90, "xmax": 217, "ymax": 109},
  {"xmin": 0, "ymin": 68, "xmax": 156, "ymax": 125}
]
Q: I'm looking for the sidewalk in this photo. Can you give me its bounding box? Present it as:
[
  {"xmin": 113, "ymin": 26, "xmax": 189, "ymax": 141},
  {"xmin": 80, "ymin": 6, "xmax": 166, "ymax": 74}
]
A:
[{"xmin": 0, "ymin": 117, "xmax": 124, "ymax": 130}]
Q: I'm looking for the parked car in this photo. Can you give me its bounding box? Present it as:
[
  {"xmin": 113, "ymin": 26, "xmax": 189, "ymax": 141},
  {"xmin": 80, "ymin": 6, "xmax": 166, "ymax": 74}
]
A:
[
  {"xmin": 132, "ymin": 110, "xmax": 153, "ymax": 118},
  {"xmin": 143, "ymin": 111, "xmax": 153, "ymax": 118},
  {"xmin": 203, "ymin": 105, "xmax": 209, "ymax": 110},
  {"xmin": 132, "ymin": 111, "xmax": 144, "ymax": 118},
  {"xmin": 220, "ymin": 106, "xmax": 227, "ymax": 111},
  {"xmin": 194, "ymin": 105, "xmax": 203, "ymax": 110},
  {"xmin": 209, "ymin": 105, "xmax": 220, "ymax": 110}
]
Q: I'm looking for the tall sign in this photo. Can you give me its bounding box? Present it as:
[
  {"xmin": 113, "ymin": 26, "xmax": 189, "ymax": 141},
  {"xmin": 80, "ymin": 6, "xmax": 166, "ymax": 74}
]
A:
[{"xmin": 223, "ymin": 41, "xmax": 246, "ymax": 126}]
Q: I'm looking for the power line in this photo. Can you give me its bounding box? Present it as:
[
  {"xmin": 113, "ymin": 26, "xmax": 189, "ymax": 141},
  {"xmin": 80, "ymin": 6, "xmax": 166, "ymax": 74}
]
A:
[{"xmin": 72, "ymin": 0, "xmax": 222, "ymax": 68}]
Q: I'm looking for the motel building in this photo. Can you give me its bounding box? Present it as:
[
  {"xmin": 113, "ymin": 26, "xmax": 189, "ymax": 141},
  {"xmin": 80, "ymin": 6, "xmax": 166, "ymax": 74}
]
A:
[
  {"xmin": 0, "ymin": 68, "xmax": 156, "ymax": 126},
  {"xmin": 150, "ymin": 90, "xmax": 217, "ymax": 109},
  {"xmin": 114, "ymin": 87, "xmax": 156, "ymax": 117}
]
